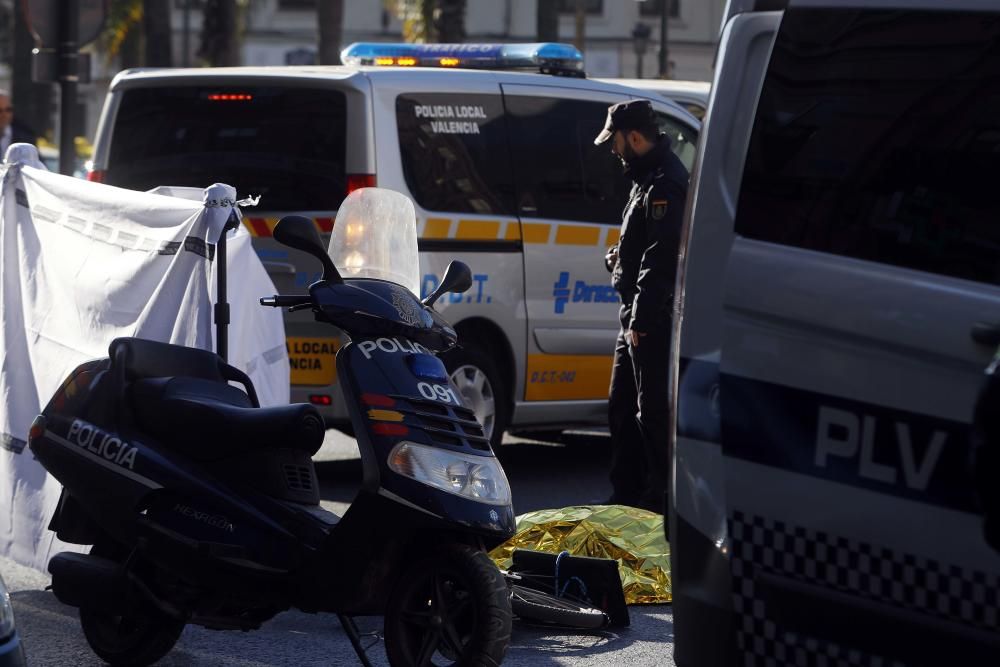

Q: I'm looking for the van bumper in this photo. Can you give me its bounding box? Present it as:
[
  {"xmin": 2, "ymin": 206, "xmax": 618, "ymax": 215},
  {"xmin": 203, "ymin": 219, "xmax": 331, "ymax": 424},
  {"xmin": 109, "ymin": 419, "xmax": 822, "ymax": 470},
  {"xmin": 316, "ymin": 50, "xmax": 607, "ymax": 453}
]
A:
[{"xmin": 671, "ymin": 511, "xmax": 737, "ymax": 667}]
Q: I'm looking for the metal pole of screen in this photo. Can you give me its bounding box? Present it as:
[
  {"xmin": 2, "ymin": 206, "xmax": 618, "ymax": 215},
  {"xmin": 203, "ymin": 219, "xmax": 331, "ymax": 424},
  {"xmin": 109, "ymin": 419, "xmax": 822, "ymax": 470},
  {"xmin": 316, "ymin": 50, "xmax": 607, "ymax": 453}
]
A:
[
  {"xmin": 658, "ymin": 0, "xmax": 669, "ymax": 78},
  {"xmin": 58, "ymin": 0, "xmax": 79, "ymax": 176},
  {"xmin": 214, "ymin": 210, "xmax": 241, "ymax": 362}
]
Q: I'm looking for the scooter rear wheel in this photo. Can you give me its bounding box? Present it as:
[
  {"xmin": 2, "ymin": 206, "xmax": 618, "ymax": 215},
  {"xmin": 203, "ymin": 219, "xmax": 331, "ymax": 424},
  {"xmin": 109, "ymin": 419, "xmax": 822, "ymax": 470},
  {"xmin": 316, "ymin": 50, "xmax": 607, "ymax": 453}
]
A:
[
  {"xmin": 78, "ymin": 542, "xmax": 185, "ymax": 666},
  {"xmin": 384, "ymin": 544, "xmax": 512, "ymax": 667}
]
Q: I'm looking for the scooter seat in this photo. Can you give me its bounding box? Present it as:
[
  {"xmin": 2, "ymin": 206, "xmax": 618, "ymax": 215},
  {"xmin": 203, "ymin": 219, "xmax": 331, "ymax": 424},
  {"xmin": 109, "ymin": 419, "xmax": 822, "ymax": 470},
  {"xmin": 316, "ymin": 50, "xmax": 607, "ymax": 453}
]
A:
[{"xmin": 130, "ymin": 377, "xmax": 324, "ymax": 462}]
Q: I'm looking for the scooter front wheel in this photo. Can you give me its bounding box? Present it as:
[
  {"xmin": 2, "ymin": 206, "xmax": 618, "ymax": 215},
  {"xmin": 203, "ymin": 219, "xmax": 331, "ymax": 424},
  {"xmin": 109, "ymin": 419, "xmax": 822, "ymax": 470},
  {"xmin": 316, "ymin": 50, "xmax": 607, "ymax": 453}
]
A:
[{"xmin": 384, "ymin": 544, "xmax": 512, "ymax": 667}]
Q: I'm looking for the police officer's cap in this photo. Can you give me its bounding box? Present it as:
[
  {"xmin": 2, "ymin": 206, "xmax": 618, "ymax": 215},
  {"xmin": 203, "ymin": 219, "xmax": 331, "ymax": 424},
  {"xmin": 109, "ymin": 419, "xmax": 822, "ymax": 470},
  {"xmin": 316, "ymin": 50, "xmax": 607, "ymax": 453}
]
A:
[{"xmin": 594, "ymin": 100, "xmax": 657, "ymax": 146}]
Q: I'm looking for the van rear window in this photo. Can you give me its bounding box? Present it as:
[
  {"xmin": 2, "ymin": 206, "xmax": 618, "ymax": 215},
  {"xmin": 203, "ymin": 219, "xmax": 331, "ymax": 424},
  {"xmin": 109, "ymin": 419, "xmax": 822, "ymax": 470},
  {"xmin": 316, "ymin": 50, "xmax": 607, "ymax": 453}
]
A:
[{"xmin": 106, "ymin": 86, "xmax": 347, "ymax": 211}]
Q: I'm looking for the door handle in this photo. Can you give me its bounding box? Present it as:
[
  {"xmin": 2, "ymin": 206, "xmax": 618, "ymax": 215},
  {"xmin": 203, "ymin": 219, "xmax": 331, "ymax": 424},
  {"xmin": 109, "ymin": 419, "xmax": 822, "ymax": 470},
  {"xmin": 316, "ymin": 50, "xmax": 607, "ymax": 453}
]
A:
[
  {"xmin": 262, "ymin": 261, "xmax": 296, "ymax": 275},
  {"xmin": 971, "ymin": 321, "xmax": 1000, "ymax": 347}
]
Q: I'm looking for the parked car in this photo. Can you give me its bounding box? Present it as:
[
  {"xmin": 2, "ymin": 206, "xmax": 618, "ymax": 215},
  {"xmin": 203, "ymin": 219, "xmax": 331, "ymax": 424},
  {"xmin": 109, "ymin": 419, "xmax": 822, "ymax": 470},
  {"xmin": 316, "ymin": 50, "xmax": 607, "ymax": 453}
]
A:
[{"xmin": 0, "ymin": 574, "xmax": 26, "ymax": 667}]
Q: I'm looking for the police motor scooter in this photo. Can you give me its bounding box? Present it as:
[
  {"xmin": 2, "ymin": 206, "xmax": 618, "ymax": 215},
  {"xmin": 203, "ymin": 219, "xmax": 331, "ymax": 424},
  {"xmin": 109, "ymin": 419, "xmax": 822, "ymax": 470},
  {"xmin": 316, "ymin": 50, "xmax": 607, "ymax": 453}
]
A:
[{"xmin": 28, "ymin": 188, "xmax": 517, "ymax": 667}]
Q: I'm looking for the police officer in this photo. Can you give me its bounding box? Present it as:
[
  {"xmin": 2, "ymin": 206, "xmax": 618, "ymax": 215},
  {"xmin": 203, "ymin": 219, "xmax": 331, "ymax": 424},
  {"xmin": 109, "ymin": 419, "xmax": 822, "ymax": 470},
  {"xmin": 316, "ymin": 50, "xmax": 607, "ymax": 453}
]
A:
[{"xmin": 594, "ymin": 99, "xmax": 688, "ymax": 512}]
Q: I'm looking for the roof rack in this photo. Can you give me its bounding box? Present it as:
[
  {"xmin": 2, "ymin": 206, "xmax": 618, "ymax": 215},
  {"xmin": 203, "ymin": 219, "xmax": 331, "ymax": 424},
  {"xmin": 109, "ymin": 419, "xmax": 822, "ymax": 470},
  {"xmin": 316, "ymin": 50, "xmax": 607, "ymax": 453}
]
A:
[{"xmin": 340, "ymin": 42, "xmax": 586, "ymax": 78}]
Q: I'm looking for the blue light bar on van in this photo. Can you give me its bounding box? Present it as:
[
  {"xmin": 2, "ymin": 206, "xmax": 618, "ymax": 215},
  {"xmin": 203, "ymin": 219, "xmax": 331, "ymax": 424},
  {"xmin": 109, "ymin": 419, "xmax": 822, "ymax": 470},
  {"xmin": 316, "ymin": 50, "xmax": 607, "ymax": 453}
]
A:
[{"xmin": 340, "ymin": 42, "xmax": 586, "ymax": 77}]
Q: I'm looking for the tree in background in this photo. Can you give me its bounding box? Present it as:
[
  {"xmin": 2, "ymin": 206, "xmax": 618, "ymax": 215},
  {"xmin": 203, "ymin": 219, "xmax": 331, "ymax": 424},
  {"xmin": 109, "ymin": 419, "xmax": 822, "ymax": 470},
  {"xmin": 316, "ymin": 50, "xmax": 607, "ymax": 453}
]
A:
[
  {"xmin": 143, "ymin": 0, "xmax": 172, "ymax": 66},
  {"xmin": 435, "ymin": 0, "xmax": 464, "ymax": 42},
  {"xmin": 396, "ymin": 0, "xmax": 465, "ymax": 43},
  {"xmin": 3, "ymin": 0, "xmax": 171, "ymax": 148},
  {"xmin": 101, "ymin": 0, "xmax": 143, "ymax": 68},
  {"xmin": 318, "ymin": 0, "xmax": 344, "ymax": 65},
  {"xmin": 536, "ymin": 0, "xmax": 558, "ymax": 42},
  {"xmin": 0, "ymin": 5, "xmax": 12, "ymax": 67},
  {"xmin": 10, "ymin": 2, "xmax": 54, "ymax": 140},
  {"xmin": 101, "ymin": 0, "xmax": 173, "ymax": 67},
  {"xmin": 198, "ymin": 0, "xmax": 241, "ymax": 66}
]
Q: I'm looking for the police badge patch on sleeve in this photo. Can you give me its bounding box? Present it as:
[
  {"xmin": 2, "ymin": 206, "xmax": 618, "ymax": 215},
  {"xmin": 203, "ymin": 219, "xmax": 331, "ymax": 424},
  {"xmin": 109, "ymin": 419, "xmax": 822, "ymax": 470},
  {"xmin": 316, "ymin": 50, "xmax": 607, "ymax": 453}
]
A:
[{"xmin": 651, "ymin": 199, "xmax": 669, "ymax": 220}]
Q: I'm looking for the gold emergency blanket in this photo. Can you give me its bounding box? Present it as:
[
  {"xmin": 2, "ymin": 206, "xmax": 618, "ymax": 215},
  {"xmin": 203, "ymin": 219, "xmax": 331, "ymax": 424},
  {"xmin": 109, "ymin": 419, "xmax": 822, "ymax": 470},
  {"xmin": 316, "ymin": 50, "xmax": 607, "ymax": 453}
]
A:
[{"xmin": 489, "ymin": 505, "xmax": 671, "ymax": 604}]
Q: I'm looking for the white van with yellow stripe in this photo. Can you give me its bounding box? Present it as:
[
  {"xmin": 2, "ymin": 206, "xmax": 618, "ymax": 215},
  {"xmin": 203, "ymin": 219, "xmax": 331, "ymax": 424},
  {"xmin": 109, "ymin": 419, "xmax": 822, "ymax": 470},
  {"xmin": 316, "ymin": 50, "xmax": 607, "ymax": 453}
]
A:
[{"xmin": 87, "ymin": 43, "xmax": 699, "ymax": 445}]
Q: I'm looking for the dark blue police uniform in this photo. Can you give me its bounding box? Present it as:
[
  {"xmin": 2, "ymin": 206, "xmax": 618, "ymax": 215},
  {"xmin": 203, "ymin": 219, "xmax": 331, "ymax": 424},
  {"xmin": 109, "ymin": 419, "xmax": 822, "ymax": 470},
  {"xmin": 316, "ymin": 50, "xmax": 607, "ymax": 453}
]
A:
[{"xmin": 597, "ymin": 103, "xmax": 688, "ymax": 511}]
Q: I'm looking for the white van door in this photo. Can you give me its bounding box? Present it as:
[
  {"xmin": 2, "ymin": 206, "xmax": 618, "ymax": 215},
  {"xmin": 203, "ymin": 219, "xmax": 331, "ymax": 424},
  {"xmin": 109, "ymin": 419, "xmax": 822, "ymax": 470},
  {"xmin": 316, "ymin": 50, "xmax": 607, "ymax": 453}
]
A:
[
  {"xmin": 369, "ymin": 73, "xmax": 528, "ymax": 441},
  {"xmin": 499, "ymin": 83, "xmax": 633, "ymax": 408},
  {"xmin": 715, "ymin": 4, "xmax": 1000, "ymax": 664}
]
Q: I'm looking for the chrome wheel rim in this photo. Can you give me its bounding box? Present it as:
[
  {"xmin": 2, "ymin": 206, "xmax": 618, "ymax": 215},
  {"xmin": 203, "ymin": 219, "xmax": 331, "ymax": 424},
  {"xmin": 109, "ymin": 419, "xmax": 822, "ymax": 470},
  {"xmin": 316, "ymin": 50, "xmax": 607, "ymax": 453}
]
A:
[{"xmin": 449, "ymin": 365, "xmax": 496, "ymax": 439}]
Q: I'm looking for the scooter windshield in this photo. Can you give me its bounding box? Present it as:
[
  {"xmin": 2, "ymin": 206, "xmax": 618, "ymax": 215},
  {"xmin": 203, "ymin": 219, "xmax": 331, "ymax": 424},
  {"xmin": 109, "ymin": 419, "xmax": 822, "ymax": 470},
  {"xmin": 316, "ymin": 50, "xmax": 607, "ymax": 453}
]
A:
[{"xmin": 328, "ymin": 187, "xmax": 420, "ymax": 295}]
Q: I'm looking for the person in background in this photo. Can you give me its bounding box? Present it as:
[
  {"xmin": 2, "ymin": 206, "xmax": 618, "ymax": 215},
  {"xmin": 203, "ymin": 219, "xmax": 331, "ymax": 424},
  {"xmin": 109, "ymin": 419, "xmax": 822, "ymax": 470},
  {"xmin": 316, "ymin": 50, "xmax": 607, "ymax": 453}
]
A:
[
  {"xmin": 594, "ymin": 99, "xmax": 688, "ymax": 515},
  {"xmin": 0, "ymin": 89, "xmax": 37, "ymax": 156}
]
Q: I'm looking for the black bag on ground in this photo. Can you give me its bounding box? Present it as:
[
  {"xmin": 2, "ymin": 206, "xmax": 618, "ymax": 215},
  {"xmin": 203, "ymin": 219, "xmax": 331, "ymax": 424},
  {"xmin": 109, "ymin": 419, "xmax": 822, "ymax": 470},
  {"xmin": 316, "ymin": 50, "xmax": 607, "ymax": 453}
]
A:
[{"xmin": 510, "ymin": 549, "xmax": 630, "ymax": 628}]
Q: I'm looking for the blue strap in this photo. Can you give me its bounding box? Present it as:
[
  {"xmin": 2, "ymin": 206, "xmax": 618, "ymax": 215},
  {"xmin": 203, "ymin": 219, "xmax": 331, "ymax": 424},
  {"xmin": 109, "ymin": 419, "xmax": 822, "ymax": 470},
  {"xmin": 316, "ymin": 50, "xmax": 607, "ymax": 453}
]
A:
[
  {"xmin": 554, "ymin": 550, "xmax": 569, "ymax": 596},
  {"xmin": 553, "ymin": 550, "xmax": 590, "ymax": 602}
]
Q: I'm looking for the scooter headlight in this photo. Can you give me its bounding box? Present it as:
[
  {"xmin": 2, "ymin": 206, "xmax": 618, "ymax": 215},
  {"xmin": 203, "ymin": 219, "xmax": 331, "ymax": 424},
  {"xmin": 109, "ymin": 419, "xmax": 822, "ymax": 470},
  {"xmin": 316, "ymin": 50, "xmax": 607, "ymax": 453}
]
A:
[{"xmin": 388, "ymin": 442, "xmax": 511, "ymax": 505}]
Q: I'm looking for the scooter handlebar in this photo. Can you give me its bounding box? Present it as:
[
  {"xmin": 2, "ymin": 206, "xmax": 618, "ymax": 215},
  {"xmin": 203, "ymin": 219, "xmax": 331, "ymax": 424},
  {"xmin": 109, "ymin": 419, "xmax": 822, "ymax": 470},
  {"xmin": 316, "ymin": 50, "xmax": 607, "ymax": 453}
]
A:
[{"xmin": 260, "ymin": 295, "xmax": 312, "ymax": 308}]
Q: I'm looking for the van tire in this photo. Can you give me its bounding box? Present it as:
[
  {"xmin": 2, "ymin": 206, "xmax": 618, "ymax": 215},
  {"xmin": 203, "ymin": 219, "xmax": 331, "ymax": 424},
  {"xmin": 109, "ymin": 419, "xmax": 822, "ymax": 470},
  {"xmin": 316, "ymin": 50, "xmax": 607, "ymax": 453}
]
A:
[{"xmin": 443, "ymin": 344, "xmax": 509, "ymax": 451}]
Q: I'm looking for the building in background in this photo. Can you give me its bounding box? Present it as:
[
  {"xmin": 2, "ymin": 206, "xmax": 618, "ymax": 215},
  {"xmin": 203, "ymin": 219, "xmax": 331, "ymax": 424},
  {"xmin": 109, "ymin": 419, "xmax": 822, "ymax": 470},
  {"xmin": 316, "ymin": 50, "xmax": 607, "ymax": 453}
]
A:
[
  {"xmin": 225, "ymin": 0, "xmax": 725, "ymax": 79},
  {"xmin": 2, "ymin": 0, "xmax": 726, "ymax": 146}
]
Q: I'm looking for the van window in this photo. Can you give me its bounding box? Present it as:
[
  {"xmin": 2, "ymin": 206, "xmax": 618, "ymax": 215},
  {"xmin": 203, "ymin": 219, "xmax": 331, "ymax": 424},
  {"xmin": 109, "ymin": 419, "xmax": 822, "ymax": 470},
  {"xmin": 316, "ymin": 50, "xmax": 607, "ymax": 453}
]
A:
[
  {"xmin": 676, "ymin": 102, "xmax": 705, "ymax": 121},
  {"xmin": 396, "ymin": 93, "xmax": 515, "ymax": 216},
  {"xmin": 106, "ymin": 86, "xmax": 348, "ymax": 211},
  {"xmin": 505, "ymin": 96, "xmax": 627, "ymax": 224},
  {"xmin": 735, "ymin": 9, "xmax": 1000, "ymax": 285},
  {"xmin": 655, "ymin": 112, "xmax": 697, "ymax": 170}
]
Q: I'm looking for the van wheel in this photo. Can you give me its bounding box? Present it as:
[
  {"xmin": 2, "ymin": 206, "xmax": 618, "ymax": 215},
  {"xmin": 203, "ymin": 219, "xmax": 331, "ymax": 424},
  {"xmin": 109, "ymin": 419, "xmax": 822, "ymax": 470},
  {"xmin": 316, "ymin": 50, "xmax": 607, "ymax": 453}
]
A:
[{"xmin": 443, "ymin": 345, "xmax": 509, "ymax": 450}]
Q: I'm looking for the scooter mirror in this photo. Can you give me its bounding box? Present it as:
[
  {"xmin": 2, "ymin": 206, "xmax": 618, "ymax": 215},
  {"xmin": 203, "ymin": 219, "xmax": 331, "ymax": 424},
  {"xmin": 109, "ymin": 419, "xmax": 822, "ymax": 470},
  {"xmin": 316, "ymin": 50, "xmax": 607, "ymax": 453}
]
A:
[
  {"xmin": 273, "ymin": 215, "xmax": 342, "ymax": 284},
  {"xmin": 422, "ymin": 260, "xmax": 473, "ymax": 308}
]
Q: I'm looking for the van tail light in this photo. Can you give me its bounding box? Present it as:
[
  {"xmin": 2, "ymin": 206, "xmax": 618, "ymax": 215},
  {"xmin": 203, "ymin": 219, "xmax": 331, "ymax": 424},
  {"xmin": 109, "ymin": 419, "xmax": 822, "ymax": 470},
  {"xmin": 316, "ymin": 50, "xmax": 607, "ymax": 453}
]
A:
[
  {"xmin": 346, "ymin": 174, "xmax": 376, "ymax": 196},
  {"xmin": 87, "ymin": 169, "xmax": 105, "ymax": 183},
  {"xmin": 309, "ymin": 394, "xmax": 333, "ymax": 406}
]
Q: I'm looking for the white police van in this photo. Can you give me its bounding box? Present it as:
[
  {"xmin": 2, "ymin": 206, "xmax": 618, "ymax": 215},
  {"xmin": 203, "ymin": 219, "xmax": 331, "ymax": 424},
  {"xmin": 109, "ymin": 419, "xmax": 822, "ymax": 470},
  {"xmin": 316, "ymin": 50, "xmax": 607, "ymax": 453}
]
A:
[
  {"xmin": 87, "ymin": 43, "xmax": 700, "ymax": 446},
  {"xmin": 673, "ymin": 0, "xmax": 1000, "ymax": 664},
  {"xmin": 596, "ymin": 78, "xmax": 711, "ymax": 120}
]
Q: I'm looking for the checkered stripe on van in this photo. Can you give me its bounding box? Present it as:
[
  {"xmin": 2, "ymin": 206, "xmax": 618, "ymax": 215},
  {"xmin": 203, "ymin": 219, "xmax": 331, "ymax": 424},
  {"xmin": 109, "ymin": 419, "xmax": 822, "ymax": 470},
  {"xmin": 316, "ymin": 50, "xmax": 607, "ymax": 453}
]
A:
[{"xmin": 730, "ymin": 511, "xmax": 999, "ymax": 667}]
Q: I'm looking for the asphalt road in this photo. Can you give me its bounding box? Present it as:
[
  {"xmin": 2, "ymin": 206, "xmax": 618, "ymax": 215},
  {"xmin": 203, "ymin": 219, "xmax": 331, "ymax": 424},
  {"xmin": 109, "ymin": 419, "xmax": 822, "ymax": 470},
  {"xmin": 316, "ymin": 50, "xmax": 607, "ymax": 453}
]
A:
[{"xmin": 3, "ymin": 430, "xmax": 676, "ymax": 667}]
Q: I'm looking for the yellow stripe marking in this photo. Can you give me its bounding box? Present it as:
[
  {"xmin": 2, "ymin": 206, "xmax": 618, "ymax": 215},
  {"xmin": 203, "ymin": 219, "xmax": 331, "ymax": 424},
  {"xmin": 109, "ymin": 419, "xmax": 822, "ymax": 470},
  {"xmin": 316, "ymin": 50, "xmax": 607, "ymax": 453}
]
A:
[
  {"xmin": 606, "ymin": 228, "xmax": 621, "ymax": 246},
  {"xmin": 367, "ymin": 409, "xmax": 405, "ymax": 422},
  {"xmin": 504, "ymin": 222, "xmax": 522, "ymax": 241},
  {"xmin": 555, "ymin": 225, "xmax": 601, "ymax": 246},
  {"xmin": 456, "ymin": 220, "xmax": 501, "ymax": 240},
  {"xmin": 521, "ymin": 223, "xmax": 551, "ymax": 244},
  {"xmin": 423, "ymin": 218, "xmax": 452, "ymax": 239},
  {"xmin": 525, "ymin": 354, "xmax": 614, "ymax": 401}
]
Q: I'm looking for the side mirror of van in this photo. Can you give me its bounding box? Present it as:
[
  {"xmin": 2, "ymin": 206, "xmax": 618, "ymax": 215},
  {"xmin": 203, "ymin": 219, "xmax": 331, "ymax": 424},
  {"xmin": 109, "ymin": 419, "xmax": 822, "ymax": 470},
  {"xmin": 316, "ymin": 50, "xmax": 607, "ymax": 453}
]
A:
[
  {"xmin": 273, "ymin": 215, "xmax": 342, "ymax": 284},
  {"xmin": 422, "ymin": 261, "xmax": 472, "ymax": 308}
]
